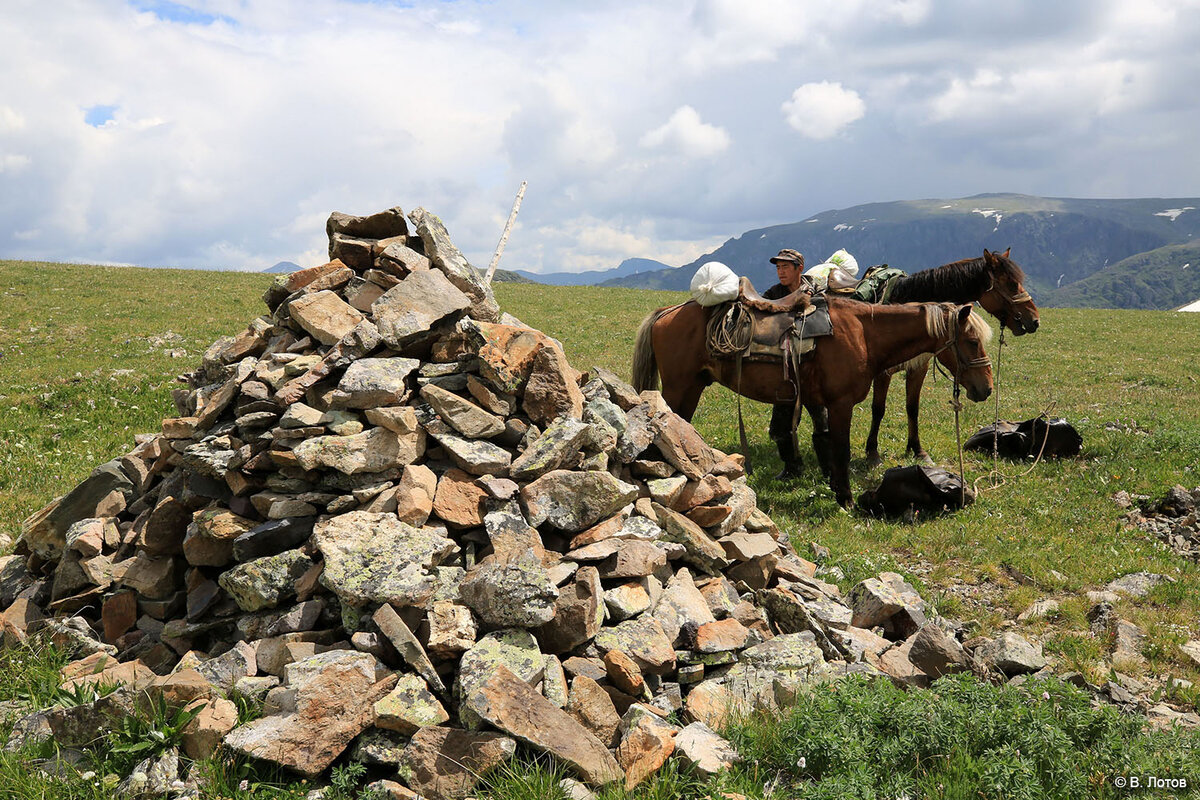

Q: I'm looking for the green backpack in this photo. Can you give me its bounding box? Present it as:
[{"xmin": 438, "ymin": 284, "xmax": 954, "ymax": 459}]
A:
[{"xmin": 851, "ymin": 265, "xmax": 907, "ymax": 304}]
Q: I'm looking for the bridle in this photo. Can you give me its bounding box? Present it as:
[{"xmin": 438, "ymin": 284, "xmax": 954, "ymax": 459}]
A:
[
  {"xmin": 932, "ymin": 307, "xmax": 992, "ymax": 381},
  {"xmin": 983, "ymin": 277, "xmax": 1034, "ymax": 330}
]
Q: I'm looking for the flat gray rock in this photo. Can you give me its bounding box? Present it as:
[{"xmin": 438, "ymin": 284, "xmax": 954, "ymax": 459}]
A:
[
  {"xmin": 313, "ymin": 510, "xmax": 458, "ymax": 607},
  {"xmin": 371, "ymin": 268, "xmax": 471, "ymax": 349}
]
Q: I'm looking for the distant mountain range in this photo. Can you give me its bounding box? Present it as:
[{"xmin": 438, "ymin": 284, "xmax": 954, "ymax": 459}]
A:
[
  {"xmin": 507, "ymin": 258, "xmax": 671, "ymax": 286},
  {"xmin": 264, "ymin": 261, "xmax": 300, "ymax": 273},
  {"xmin": 565, "ymin": 195, "xmax": 1198, "ymax": 310}
]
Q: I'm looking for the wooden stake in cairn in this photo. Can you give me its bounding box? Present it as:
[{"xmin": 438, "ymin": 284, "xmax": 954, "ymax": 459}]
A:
[{"xmin": 484, "ymin": 180, "xmax": 527, "ymax": 285}]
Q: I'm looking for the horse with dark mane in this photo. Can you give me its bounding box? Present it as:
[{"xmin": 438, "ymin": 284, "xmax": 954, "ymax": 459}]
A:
[
  {"xmin": 632, "ymin": 296, "xmax": 994, "ymax": 506},
  {"xmin": 860, "ymin": 248, "xmax": 1038, "ymax": 465}
]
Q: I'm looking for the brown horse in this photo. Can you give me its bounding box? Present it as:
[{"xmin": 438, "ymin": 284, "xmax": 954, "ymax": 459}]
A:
[
  {"xmin": 862, "ymin": 248, "xmax": 1038, "ymax": 466},
  {"xmin": 632, "ymin": 297, "xmax": 994, "ymax": 506}
]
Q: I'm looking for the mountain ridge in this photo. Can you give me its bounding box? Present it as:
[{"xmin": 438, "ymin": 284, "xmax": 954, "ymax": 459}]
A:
[
  {"xmin": 598, "ymin": 194, "xmax": 1200, "ymax": 309},
  {"xmin": 512, "ymin": 257, "xmax": 671, "ymax": 286}
]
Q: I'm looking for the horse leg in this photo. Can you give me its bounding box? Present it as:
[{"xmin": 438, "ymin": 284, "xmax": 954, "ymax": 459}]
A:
[
  {"xmin": 769, "ymin": 401, "xmax": 803, "ymax": 479},
  {"xmin": 808, "ymin": 404, "xmax": 832, "ymax": 479},
  {"xmin": 825, "ymin": 401, "xmax": 855, "ymax": 507},
  {"xmin": 864, "ymin": 372, "xmax": 892, "ymax": 469},
  {"xmin": 903, "ymin": 363, "xmax": 933, "ymax": 464},
  {"xmin": 671, "ymin": 381, "xmax": 708, "ymax": 424}
]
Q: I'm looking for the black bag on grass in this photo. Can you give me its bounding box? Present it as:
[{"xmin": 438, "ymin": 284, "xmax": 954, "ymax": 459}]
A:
[
  {"xmin": 857, "ymin": 465, "xmax": 975, "ymax": 517},
  {"xmin": 965, "ymin": 416, "xmax": 1082, "ymax": 459}
]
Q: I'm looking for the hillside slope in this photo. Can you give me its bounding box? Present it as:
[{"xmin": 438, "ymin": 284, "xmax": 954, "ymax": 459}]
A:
[{"xmin": 1047, "ymin": 240, "xmax": 1200, "ymax": 309}]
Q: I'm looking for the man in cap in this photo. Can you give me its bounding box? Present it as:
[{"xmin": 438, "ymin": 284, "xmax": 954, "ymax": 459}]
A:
[
  {"xmin": 764, "ymin": 248, "xmax": 805, "ymax": 300},
  {"xmin": 765, "ymin": 248, "xmax": 808, "ymax": 478}
]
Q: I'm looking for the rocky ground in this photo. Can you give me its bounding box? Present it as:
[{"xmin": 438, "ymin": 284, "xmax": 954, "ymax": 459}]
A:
[{"xmin": 0, "ymin": 208, "xmax": 1196, "ymax": 800}]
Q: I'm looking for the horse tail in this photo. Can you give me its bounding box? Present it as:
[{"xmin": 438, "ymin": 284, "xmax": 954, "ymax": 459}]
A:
[{"xmin": 631, "ymin": 307, "xmax": 666, "ymax": 392}]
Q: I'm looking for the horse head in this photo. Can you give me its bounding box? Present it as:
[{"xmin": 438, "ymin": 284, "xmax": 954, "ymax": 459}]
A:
[
  {"xmin": 934, "ymin": 304, "xmax": 993, "ymax": 402},
  {"xmin": 979, "ymin": 248, "xmax": 1039, "ymax": 336}
]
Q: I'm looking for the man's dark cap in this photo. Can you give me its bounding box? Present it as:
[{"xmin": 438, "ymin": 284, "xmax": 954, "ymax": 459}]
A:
[{"xmin": 770, "ymin": 248, "xmax": 804, "ymax": 266}]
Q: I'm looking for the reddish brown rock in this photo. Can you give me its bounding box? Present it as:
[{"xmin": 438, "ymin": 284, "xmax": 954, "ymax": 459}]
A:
[
  {"xmin": 182, "ymin": 697, "xmax": 238, "ymax": 760},
  {"xmin": 567, "ymin": 675, "xmax": 622, "ymax": 748},
  {"xmin": 395, "ymin": 464, "xmax": 437, "ymax": 526},
  {"xmin": 463, "ymin": 664, "xmax": 623, "ymax": 788},
  {"xmin": 400, "ymin": 725, "xmax": 517, "ymax": 800},
  {"xmin": 694, "ymin": 618, "xmax": 750, "ymax": 653},
  {"xmin": 674, "ymin": 475, "xmax": 732, "ymax": 512},
  {"xmin": 432, "ymin": 468, "xmax": 487, "ymax": 529},
  {"xmin": 223, "ymin": 653, "xmax": 397, "ymax": 777},
  {"xmin": 287, "ymin": 290, "xmax": 365, "ymax": 346},
  {"xmin": 101, "ymin": 590, "xmax": 139, "ymax": 644},
  {"xmin": 603, "ymin": 650, "xmax": 646, "ymax": 697},
  {"xmin": 616, "ymin": 706, "xmax": 678, "ymax": 791},
  {"xmin": 463, "ymin": 321, "xmax": 556, "ymax": 395},
  {"xmin": 183, "ymin": 507, "xmax": 257, "ymax": 567},
  {"xmin": 523, "ymin": 343, "xmax": 584, "ymax": 426},
  {"xmin": 537, "ymin": 567, "xmax": 604, "ymax": 654}
]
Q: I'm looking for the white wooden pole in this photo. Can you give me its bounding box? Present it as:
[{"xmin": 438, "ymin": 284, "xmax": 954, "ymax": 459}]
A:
[{"xmin": 485, "ymin": 180, "xmax": 527, "ymax": 285}]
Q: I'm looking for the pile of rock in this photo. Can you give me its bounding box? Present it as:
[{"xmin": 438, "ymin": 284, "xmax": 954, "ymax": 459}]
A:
[
  {"xmin": 1116, "ymin": 485, "xmax": 1200, "ymax": 561},
  {"xmin": 0, "ymin": 207, "xmax": 1048, "ymax": 798}
]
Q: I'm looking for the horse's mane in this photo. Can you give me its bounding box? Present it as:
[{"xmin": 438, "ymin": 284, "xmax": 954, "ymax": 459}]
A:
[
  {"xmin": 887, "ymin": 254, "xmax": 1026, "ymax": 305},
  {"xmin": 924, "ymin": 303, "xmax": 994, "ymax": 346}
]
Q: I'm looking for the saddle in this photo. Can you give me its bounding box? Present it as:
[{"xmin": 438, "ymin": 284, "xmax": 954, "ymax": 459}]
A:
[{"xmin": 706, "ymin": 276, "xmax": 833, "ymax": 364}]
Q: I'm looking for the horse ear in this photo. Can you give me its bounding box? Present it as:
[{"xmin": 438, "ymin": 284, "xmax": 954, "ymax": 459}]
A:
[
  {"xmin": 1002, "ymin": 247, "xmax": 1011, "ymax": 258},
  {"xmin": 958, "ymin": 304, "xmax": 973, "ymax": 326}
]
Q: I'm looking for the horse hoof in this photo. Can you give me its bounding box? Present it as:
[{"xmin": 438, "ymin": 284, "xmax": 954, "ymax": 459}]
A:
[{"xmin": 865, "ymin": 454, "xmax": 883, "ymax": 470}]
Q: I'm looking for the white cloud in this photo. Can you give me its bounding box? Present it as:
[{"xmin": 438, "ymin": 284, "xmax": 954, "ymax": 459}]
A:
[
  {"xmin": 781, "ymin": 82, "xmax": 866, "ymax": 139},
  {"xmin": 639, "ymin": 106, "xmax": 731, "ymax": 158},
  {"xmin": 0, "ymin": 0, "xmax": 1198, "ymax": 275},
  {"xmin": 0, "ymin": 154, "xmax": 32, "ymax": 173}
]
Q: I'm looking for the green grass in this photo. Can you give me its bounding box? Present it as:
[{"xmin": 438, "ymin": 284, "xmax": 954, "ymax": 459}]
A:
[
  {"xmin": 2, "ymin": 262, "xmax": 1199, "ymax": 797},
  {"xmin": 723, "ymin": 674, "xmax": 1200, "ymax": 799}
]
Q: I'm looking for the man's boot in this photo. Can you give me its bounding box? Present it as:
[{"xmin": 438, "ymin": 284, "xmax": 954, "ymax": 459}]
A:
[
  {"xmin": 769, "ymin": 401, "xmax": 803, "ymax": 480},
  {"xmin": 773, "ymin": 434, "xmax": 804, "ymax": 480}
]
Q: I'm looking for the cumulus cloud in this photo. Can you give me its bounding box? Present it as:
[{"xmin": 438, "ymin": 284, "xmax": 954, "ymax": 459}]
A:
[
  {"xmin": 0, "ymin": 0, "xmax": 1197, "ymax": 275},
  {"xmin": 781, "ymin": 82, "xmax": 866, "ymax": 139},
  {"xmin": 639, "ymin": 106, "xmax": 731, "ymax": 158}
]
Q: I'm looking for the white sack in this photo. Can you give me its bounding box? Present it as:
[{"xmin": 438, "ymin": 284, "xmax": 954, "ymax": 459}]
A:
[
  {"xmin": 805, "ymin": 249, "xmax": 860, "ymax": 290},
  {"xmin": 690, "ymin": 261, "xmax": 740, "ymax": 306},
  {"xmin": 826, "ymin": 249, "xmax": 859, "ymax": 277}
]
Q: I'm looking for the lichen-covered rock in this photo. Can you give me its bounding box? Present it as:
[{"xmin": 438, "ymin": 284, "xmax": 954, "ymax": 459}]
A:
[
  {"xmin": 313, "ymin": 511, "xmax": 457, "ymax": 608},
  {"xmin": 217, "ymin": 550, "xmax": 314, "ymax": 612},
  {"xmin": 522, "ymin": 470, "xmax": 639, "ymax": 532},
  {"xmin": 375, "ymin": 673, "xmax": 449, "ymax": 734},
  {"xmin": 293, "ymin": 425, "xmax": 424, "ymax": 475},
  {"xmin": 509, "ymin": 417, "xmax": 591, "ymax": 482},
  {"xmin": 455, "ymin": 629, "xmax": 545, "ymax": 730},
  {"xmin": 372, "ymin": 268, "xmax": 472, "ymax": 349},
  {"xmin": 460, "ymin": 551, "xmax": 559, "ymax": 628}
]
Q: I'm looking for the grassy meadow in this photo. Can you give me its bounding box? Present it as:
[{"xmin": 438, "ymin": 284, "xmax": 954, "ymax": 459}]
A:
[{"xmin": 1, "ymin": 260, "xmax": 1199, "ymax": 798}]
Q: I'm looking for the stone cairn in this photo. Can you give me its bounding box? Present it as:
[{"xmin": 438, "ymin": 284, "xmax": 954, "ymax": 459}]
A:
[{"xmin": 3, "ymin": 207, "xmax": 976, "ymax": 798}]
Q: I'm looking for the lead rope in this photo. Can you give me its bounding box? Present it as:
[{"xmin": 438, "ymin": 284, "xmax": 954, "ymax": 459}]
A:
[
  {"xmin": 990, "ymin": 327, "xmax": 1006, "ymax": 482},
  {"xmin": 952, "ymin": 358, "xmax": 965, "ymax": 507}
]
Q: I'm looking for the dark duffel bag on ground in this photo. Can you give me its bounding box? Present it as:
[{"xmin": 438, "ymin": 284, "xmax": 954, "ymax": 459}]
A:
[
  {"xmin": 965, "ymin": 416, "xmax": 1082, "ymax": 459},
  {"xmin": 857, "ymin": 465, "xmax": 975, "ymax": 517}
]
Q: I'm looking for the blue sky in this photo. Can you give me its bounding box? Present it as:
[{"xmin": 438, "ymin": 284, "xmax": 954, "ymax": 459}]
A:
[{"xmin": 1, "ymin": 0, "xmax": 1198, "ymax": 272}]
